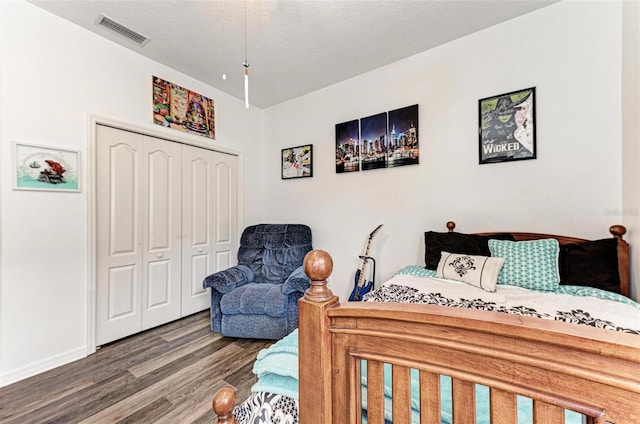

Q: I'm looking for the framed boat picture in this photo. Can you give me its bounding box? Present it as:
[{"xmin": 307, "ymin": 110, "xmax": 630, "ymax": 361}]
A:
[
  {"xmin": 13, "ymin": 141, "xmax": 81, "ymax": 192},
  {"xmin": 479, "ymin": 87, "xmax": 536, "ymax": 164}
]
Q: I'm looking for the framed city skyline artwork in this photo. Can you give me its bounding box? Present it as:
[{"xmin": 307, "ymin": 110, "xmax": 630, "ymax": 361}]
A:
[
  {"xmin": 335, "ymin": 120, "xmax": 360, "ymax": 173},
  {"xmin": 335, "ymin": 104, "xmax": 419, "ymax": 173},
  {"xmin": 360, "ymin": 112, "xmax": 388, "ymax": 171},
  {"xmin": 387, "ymin": 104, "xmax": 419, "ymax": 168}
]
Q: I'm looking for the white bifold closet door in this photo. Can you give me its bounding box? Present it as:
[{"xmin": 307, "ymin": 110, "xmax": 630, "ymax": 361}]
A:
[
  {"xmin": 181, "ymin": 143, "xmax": 238, "ymax": 316},
  {"xmin": 96, "ymin": 125, "xmax": 238, "ymax": 346}
]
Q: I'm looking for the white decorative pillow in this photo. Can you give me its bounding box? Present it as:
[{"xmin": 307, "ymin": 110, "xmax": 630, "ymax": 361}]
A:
[
  {"xmin": 488, "ymin": 238, "xmax": 560, "ymax": 291},
  {"xmin": 436, "ymin": 252, "xmax": 506, "ymax": 292}
]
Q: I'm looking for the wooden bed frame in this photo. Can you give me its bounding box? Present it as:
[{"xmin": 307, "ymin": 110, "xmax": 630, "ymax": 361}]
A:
[{"xmin": 213, "ymin": 223, "xmax": 639, "ymax": 423}]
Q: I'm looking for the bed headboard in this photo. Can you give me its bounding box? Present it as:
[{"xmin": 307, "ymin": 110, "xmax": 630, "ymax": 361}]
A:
[{"xmin": 445, "ymin": 221, "xmax": 630, "ymax": 298}]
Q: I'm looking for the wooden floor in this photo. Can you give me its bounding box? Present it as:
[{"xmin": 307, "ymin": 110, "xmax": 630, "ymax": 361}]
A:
[{"xmin": 0, "ymin": 311, "xmax": 273, "ymax": 424}]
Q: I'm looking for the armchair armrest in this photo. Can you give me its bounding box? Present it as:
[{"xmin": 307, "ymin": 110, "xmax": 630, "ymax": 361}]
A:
[
  {"xmin": 203, "ymin": 265, "xmax": 254, "ymax": 294},
  {"xmin": 282, "ymin": 265, "xmax": 311, "ymax": 295}
]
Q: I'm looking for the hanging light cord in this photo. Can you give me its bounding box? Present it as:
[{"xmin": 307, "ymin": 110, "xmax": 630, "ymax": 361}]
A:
[
  {"xmin": 243, "ymin": 0, "xmax": 250, "ymax": 109},
  {"xmin": 221, "ymin": 1, "xmax": 226, "ymax": 80},
  {"xmin": 244, "ymin": 0, "xmax": 248, "ymax": 65}
]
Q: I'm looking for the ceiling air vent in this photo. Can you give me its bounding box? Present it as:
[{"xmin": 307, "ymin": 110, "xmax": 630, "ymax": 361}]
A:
[{"xmin": 95, "ymin": 14, "xmax": 150, "ymax": 46}]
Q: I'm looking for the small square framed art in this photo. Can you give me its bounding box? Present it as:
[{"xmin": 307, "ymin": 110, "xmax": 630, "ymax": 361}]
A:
[{"xmin": 282, "ymin": 144, "xmax": 313, "ymax": 179}]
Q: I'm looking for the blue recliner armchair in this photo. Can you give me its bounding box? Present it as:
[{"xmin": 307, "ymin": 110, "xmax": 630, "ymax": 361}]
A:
[{"xmin": 202, "ymin": 224, "xmax": 312, "ymax": 340}]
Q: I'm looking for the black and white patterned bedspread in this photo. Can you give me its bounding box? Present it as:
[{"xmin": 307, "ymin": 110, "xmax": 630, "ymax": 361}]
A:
[
  {"xmin": 234, "ymin": 392, "xmax": 298, "ymax": 424},
  {"xmin": 363, "ymin": 281, "xmax": 640, "ymax": 335}
]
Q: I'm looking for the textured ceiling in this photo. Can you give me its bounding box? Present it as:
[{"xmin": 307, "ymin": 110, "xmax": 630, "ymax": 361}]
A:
[{"xmin": 28, "ymin": 0, "xmax": 559, "ymax": 108}]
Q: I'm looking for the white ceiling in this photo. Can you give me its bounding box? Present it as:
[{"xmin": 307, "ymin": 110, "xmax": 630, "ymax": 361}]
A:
[{"xmin": 28, "ymin": 0, "xmax": 559, "ymax": 109}]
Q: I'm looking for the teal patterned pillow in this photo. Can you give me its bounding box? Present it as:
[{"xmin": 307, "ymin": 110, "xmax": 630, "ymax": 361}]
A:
[{"xmin": 488, "ymin": 238, "xmax": 560, "ymax": 291}]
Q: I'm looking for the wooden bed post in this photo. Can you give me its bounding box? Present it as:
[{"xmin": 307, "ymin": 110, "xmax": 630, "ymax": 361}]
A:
[
  {"xmin": 212, "ymin": 386, "xmax": 238, "ymax": 424},
  {"xmin": 299, "ymin": 250, "xmax": 339, "ymax": 424},
  {"xmin": 610, "ymin": 225, "xmax": 630, "ymax": 297}
]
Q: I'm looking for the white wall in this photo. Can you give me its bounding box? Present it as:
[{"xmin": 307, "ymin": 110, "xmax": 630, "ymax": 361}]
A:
[
  {"xmin": 263, "ymin": 1, "xmax": 630, "ymax": 300},
  {"xmin": 0, "ymin": 1, "xmax": 265, "ymax": 385},
  {"xmin": 622, "ymin": 0, "xmax": 640, "ymax": 300}
]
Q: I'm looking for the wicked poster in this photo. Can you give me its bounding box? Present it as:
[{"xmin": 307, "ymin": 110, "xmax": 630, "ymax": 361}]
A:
[{"xmin": 479, "ymin": 87, "xmax": 535, "ymax": 164}]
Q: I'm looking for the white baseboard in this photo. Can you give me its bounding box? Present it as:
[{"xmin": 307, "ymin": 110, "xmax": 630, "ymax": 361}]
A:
[{"xmin": 0, "ymin": 346, "xmax": 87, "ymax": 387}]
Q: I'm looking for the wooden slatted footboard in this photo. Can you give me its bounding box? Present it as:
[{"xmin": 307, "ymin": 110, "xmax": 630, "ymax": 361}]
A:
[{"xmin": 298, "ymin": 250, "xmax": 640, "ymax": 424}]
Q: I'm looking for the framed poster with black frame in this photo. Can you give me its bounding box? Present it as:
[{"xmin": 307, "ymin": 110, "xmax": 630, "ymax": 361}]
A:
[
  {"xmin": 479, "ymin": 87, "xmax": 536, "ymax": 164},
  {"xmin": 282, "ymin": 144, "xmax": 313, "ymax": 179}
]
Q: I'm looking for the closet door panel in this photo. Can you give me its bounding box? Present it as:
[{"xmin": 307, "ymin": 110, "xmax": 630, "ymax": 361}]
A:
[
  {"xmin": 189, "ymin": 253, "xmax": 210, "ymax": 301},
  {"xmin": 216, "ymin": 162, "xmax": 232, "ymax": 242},
  {"xmin": 216, "ymin": 251, "xmax": 231, "ymax": 270},
  {"xmin": 147, "ymin": 260, "xmax": 171, "ymax": 307},
  {"xmin": 107, "ymin": 266, "xmax": 137, "ymax": 318},
  {"xmin": 96, "ymin": 126, "xmax": 143, "ymax": 346},
  {"xmin": 181, "ymin": 147, "xmax": 213, "ymax": 315},
  {"xmin": 182, "ymin": 147, "xmax": 239, "ymax": 315},
  {"xmin": 213, "ymin": 156, "xmax": 238, "ymax": 270},
  {"xmin": 190, "ymin": 158, "xmax": 210, "ymax": 246},
  {"xmin": 141, "ymin": 136, "xmax": 182, "ymax": 330}
]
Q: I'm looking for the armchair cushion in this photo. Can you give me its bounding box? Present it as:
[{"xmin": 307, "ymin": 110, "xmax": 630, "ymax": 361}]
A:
[
  {"xmin": 203, "ymin": 265, "xmax": 254, "ymax": 294},
  {"xmin": 239, "ymin": 224, "xmax": 313, "ymax": 285},
  {"xmin": 282, "ymin": 265, "xmax": 311, "ymax": 295},
  {"xmin": 220, "ymin": 283, "xmax": 287, "ymax": 317}
]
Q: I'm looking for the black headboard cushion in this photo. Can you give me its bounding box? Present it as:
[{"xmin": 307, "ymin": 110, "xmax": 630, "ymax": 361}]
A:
[
  {"xmin": 559, "ymin": 238, "xmax": 620, "ymax": 293},
  {"xmin": 424, "ymin": 231, "xmax": 515, "ymax": 270}
]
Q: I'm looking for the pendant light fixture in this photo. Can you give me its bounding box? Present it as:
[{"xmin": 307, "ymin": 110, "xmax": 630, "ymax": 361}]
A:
[{"xmin": 243, "ymin": 0, "xmax": 250, "ymax": 109}]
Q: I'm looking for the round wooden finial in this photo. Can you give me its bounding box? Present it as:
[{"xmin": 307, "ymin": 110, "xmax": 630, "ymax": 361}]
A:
[
  {"xmin": 303, "ymin": 249, "xmax": 334, "ymax": 301},
  {"xmin": 609, "ymin": 225, "xmax": 627, "ymax": 239},
  {"xmin": 446, "ymin": 221, "xmax": 456, "ymax": 232},
  {"xmin": 212, "ymin": 386, "xmax": 238, "ymax": 423},
  {"xmin": 304, "ymin": 249, "xmax": 333, "ymax": 281}
]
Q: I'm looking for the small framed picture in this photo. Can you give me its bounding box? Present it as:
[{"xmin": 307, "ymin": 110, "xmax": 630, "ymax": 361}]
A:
[
  {"xmin": 282, "ymin": 144, "xmax": 313, "ymax": 179},
  {"xmin": 479, "ymin": 87, "xmax": 536, "ymax": 164},
  {"xmin": 13, "ymin": 141, "xmax": 81, "ymax": 192}
]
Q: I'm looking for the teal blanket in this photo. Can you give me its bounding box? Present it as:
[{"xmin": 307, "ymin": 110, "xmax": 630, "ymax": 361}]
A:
[
  {"xmin": 251, "ymin": 329, "xmax": 299, "ymax": 399},
  {"xmin": 251, "ymin": 330, "xmax": 582, "ymax": 424}
]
